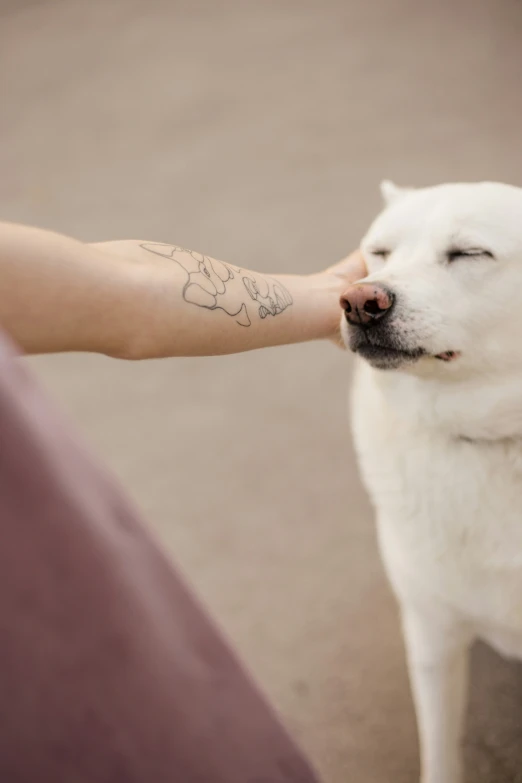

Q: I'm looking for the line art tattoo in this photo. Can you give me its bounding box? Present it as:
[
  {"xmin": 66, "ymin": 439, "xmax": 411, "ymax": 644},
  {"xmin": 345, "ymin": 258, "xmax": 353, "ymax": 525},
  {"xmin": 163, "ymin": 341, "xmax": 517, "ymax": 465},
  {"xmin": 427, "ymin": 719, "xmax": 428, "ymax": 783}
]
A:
[{"xmin": 139, "ymin": 243, "xmax": 293, "ymax": 327}]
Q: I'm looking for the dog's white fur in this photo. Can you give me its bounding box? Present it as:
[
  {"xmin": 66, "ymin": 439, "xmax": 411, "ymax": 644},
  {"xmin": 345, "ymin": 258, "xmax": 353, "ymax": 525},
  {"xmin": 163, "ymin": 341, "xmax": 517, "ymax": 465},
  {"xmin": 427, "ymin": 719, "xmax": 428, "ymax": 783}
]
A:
[{"xmin": 344, "ymin": 181, "xmax": 522, "ymax": 783}]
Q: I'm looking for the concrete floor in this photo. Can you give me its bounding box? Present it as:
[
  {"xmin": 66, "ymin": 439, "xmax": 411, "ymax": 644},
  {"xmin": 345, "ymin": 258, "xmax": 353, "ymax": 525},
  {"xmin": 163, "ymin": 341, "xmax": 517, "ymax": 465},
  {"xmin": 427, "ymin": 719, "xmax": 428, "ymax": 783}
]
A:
[{"xmin": 2, "ymin": 0, "xmax": 522, "ymax": 780}]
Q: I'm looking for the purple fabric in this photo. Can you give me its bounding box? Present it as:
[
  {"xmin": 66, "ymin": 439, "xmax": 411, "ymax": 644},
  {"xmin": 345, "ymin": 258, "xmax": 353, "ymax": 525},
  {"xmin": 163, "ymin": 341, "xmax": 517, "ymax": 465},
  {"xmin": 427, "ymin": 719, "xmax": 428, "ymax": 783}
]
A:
[{"xmin": 0, "ymin": 333, "xmax": 320, "ymax": 783}]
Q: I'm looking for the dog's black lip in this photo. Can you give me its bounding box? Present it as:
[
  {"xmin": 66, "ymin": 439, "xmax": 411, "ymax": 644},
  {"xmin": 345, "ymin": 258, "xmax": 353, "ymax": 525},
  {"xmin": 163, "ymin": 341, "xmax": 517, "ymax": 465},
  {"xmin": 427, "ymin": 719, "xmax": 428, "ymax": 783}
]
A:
[{"xmin": 351, "ymin": 341, "xmax": 426, "ymax": 360}]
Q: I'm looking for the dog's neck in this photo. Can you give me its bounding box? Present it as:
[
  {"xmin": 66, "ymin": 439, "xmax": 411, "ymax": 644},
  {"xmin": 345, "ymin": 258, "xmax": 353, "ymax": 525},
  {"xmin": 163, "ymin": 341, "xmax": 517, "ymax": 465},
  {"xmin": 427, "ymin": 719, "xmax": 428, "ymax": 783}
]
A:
[{"xmin": 374, "ymin": 367, "xmax": 522, "ymax": 444}]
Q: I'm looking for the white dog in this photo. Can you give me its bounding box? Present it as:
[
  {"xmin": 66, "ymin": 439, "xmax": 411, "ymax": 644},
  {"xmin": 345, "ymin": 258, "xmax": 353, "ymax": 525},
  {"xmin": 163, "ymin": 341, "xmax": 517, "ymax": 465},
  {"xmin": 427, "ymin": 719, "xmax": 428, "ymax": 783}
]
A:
[{"xmin": 341, "ymin": 181, "xmax": 522, "ymax": 783}]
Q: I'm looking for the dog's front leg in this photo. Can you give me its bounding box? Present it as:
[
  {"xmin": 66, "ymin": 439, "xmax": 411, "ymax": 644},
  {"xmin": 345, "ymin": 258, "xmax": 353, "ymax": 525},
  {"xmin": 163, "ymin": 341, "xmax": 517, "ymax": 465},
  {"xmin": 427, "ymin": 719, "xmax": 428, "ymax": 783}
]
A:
[{"xmin": 401, "ymin": 606, "xmax": 471, "ymax": 783}]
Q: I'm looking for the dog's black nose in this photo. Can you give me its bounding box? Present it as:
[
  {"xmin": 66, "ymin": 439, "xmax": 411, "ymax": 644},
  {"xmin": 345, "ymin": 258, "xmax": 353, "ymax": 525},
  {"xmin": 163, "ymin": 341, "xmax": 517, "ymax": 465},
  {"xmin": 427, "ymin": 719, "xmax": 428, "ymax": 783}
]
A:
[{"xmin": 340, "ymin": 283, "xmax": 395, "ymax": 326}]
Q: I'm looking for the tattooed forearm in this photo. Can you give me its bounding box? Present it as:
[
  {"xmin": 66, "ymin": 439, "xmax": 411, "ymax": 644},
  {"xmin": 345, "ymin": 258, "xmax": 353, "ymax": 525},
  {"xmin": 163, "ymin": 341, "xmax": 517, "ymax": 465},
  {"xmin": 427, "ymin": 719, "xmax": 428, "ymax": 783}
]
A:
[
  {"xmin": 242, "ymin": 273, "xmax": 293, "ymax": 319},
  {"xmin": 139, "ymin": 243, "xmax": 293, "ymax": 327}
]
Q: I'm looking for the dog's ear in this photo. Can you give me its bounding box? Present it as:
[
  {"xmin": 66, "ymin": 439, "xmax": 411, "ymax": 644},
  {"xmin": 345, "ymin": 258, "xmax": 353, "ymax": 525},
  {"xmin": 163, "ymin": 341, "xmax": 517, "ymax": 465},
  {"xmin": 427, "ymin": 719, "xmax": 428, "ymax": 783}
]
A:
[{"xmin": 380, "ymin": 180, "xmax": 413, "ymax": 206}]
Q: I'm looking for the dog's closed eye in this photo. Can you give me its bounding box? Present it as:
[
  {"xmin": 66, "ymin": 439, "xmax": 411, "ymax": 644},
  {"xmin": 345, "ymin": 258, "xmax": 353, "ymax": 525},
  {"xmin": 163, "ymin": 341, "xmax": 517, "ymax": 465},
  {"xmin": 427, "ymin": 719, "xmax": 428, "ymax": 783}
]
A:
[
  {"xmin": 368, "ymin": 248, "xmax": 391, "ymax": 260},
  {"xmin": 447, "ymin": 248, "xmax": 495, "ymax": 262}
]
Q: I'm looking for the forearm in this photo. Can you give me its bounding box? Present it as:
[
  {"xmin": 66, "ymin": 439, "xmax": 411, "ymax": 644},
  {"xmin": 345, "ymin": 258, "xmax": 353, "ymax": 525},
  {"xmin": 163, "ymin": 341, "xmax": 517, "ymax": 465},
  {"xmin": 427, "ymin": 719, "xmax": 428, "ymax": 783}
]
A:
[
  {"xmin": 91, "ymin": 240, "xmax": 342, "ymax": 358},
  {"xmin": 0, "ymin": 226, "xmax": 345, "ymax": 359}
]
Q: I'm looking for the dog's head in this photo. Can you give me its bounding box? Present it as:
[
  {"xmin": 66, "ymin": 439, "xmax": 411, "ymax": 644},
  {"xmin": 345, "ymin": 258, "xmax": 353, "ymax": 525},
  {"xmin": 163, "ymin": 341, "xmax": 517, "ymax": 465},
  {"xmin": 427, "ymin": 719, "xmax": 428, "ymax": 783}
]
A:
[{"xmin": 341, "ymin": 181, "xmax": 522, "ymax": 376}]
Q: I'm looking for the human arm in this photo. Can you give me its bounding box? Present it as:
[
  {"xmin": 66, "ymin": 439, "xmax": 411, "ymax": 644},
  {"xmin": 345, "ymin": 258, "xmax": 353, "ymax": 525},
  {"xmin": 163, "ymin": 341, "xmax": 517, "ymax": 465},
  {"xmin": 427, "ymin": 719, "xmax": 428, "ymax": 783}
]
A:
[{"xmin": 0, "ymin": 222, "xmax": 365, "ymax": 358}]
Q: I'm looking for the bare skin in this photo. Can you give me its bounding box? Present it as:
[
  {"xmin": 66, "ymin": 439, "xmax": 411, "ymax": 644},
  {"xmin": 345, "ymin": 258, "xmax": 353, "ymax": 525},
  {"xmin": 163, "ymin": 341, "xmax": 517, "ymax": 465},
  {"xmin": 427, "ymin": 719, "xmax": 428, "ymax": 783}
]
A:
[{"xmin": 0, "ymin": 222, "xmax": 365, "ymax": 358}]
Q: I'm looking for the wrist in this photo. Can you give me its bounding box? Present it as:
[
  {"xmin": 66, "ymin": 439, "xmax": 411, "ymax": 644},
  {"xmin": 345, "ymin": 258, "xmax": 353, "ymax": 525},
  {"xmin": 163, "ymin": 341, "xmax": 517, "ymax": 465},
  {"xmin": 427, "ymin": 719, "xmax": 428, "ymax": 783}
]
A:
[
  {"xmin": 303, "ymin": 272, "xmax": 345, "ymax": 341},
  {"xmin": 274, "ymin": 272, "xmax": 343, "ymax": 344}
]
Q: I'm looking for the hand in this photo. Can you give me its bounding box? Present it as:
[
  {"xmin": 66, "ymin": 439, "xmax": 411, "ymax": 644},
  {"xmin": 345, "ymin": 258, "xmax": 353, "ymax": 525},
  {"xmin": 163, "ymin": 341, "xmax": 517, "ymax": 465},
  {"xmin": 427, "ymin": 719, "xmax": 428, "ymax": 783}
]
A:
[{"xmin": 324, "ymin": 249, "xmax": 367, "ymax": 286}]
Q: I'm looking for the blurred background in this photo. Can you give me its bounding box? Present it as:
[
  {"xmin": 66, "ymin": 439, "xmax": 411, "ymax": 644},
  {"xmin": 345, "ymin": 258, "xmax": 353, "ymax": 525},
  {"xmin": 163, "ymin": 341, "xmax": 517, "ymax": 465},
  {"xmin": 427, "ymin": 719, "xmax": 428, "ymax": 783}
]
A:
[{"xmin": 2, "ymin": 1, "xmax": 522, "ymax": 780}]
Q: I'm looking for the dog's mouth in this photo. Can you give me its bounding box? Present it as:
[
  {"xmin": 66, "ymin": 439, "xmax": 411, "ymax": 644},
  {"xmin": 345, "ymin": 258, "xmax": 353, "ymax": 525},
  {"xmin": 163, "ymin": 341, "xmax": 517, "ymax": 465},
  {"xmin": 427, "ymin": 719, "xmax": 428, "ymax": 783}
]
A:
[
  {"xmin": 353, "ymin": 341, "xmax": 426, "ymax": 369},
  {"xmin": 345, "ymin": 314, "xmax": 463, "ymax": 369},
  {"xmin": 349, "ymin": 332, "xmax": 461, "ymax": 370},
  {"xmin": 434, "ymin": 351, "xmax": 461, "ymax": 362}
]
